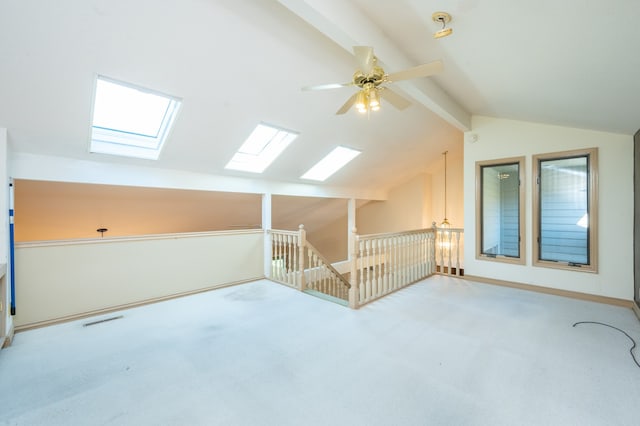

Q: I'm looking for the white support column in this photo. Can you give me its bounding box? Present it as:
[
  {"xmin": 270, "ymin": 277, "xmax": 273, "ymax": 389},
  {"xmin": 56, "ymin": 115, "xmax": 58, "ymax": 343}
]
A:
[
  {"xmin": 262, "ymin": 193, "xmax": 272, "ymax": 279},
  {"xmin": 347, "ymin": 198, "xmax": 356, "ymax": 261},
  {"xmin": 298, "ymin": 224, "xmax": 306, "ymax": 292},
  {"xmin": 349, "ymin": 227, "xmax": 359, "ymax": 309}
]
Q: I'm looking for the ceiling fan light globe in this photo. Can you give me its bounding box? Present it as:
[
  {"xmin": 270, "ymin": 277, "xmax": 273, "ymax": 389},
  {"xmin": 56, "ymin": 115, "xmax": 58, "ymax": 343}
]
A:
[
  {"xmin": 355, "ymin": 90, "xmax": 367, "ymax": 110},
  {"xmin": 368, "ymin": 89, "xmax": 380, "ymax": 108}
]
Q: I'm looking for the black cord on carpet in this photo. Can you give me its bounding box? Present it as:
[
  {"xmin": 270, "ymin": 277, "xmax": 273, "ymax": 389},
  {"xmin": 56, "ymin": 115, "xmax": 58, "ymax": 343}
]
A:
[{"xmin": 573, "ymin": 321, "xmax": 640, "ymax": 369}]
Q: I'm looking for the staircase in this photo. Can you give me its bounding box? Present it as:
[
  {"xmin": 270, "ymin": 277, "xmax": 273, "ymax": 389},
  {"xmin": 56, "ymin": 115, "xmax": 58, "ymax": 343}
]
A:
[{"xmin": 268, "ymin": 224, "xmax": 463, "ymax": 308}]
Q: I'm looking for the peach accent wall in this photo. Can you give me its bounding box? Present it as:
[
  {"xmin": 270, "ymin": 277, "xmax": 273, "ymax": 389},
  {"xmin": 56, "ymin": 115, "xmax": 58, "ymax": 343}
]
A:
[
  {"xmin": 14, "ymin": 180, "xmax": 262, "ymax": 241},
  {"xmin": 356, "ymin": 174, "xmax": 433, "ymax": 235}
]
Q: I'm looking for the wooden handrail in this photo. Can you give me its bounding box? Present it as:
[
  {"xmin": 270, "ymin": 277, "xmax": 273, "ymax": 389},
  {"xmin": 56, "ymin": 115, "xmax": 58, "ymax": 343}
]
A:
[{"xmin": 304, "ymin": 240, "xmax": 351, "ymax": 289}]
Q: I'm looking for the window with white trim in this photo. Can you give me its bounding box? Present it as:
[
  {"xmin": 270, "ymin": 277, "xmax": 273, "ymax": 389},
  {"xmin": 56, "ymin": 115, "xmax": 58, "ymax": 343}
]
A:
[
  {"xmin": 476, "ymin": 157, "xmax": 525, "ymax": 264},
  {"xmin": 533, "ymin": 148, "xmax": 598, "ymax": 272},
  {"xmin": 90, "ymin": 76, "xmax": 182, "ymax": 160},
  {"xmin": 225, "ymin": 123, "xmax": 298, "ymax": 173}
]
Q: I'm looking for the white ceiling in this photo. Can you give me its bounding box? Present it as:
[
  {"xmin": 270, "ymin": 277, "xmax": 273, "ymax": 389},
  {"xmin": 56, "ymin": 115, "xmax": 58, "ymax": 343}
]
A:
[{"xmin": 1, "ymin": 0, "xmax": 639, "ymax": 196}]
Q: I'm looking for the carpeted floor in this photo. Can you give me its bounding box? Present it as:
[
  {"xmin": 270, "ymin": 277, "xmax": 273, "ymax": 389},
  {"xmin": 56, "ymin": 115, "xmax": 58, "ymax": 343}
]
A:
[{"xmin": 1, "ymin": 276, "xmax": 639, "ymax": 425}]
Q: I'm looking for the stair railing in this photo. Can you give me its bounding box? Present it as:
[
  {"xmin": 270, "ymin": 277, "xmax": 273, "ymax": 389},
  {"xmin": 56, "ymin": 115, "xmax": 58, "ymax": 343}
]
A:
[
  {"xmin": 349, "ymin": 227, "xmax": 436, "ymax": 308},
  {"xmin": 269, "ymin": 225, "xmax": 350, "ymax": 302},
  {"xmin": 270, "ymin": 224, "xmax": 464, "ymax": 309},
  {"xmin": 304, "ymin": 238, "xmax": 351, "ymax": 302},
  {"xmin": 269, "ymin": 228, "xmax": 305, "ymax": 290}
]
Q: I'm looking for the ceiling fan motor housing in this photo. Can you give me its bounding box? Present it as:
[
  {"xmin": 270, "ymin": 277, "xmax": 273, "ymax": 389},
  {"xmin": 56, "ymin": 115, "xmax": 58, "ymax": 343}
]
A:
[{"xmin": 353, "ymin": 64, "xmax": 385, "ymax": 88}]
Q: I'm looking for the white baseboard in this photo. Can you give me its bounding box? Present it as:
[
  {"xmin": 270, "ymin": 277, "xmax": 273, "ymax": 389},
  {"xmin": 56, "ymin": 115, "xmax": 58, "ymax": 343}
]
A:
[
  {"xmin": 2, "ymin": 320, "xmax": 14, "ymax": 349},
  {"xmin": 464, "ymin": 274, "xmax": 634, "ymax": 308},
  {"xmin": 15, "ymin": 277, "xmax": 261, "ymax": 332}
]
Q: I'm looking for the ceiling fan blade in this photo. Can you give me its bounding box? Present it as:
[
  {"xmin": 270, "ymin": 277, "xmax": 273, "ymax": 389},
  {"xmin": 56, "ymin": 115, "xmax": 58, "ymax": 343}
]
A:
[
  {"xmin": 302, "ymin": 82, "xmax": 353, "ymax": 91},
  {"xmin": 336, "ymin": 92, "xmax": 358, "ymax": 115},
  {"xmin": 386, "ymin": 60, "xmax": 443, "ymax": 82},
  {"xmin": 379, "ymin": 88, "xmax": 411, "ymax": 110},
  {"xmin": 353, "ymin": 46, "xmax": 374, "ymax": 74}
]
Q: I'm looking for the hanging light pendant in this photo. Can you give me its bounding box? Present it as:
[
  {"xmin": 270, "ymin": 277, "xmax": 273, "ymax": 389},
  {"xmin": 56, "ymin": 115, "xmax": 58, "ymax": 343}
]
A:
[{"xmin": 441, "ymin": 150, "xmax": 450, "ymax": 228}]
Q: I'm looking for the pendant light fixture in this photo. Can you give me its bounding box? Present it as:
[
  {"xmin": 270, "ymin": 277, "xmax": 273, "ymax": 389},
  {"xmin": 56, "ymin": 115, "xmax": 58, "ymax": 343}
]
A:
[
  {"xmin": 441, "ymin": 150, "xmax": 450, "ymax": 228},
  {"xmin": 432, "ymin": 12, "xmax": 453, "ymax": 39}
]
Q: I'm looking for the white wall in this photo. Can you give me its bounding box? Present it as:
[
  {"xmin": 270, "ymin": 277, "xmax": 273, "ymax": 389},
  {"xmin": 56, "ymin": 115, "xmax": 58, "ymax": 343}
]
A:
[
  {"xmin": 12, "ymin": 153, "xmax": 389, "ymax": 201},
  {"xmin": 0, "ymin": 129, "xmax": 10, "ymax": 342},
  {"xmin": 464, "ymin": 116, "xmax": 633, "ymax": 300},
  {"xmin": 14, "ymin": 230, "xmax": 263, "ymax": 328}
]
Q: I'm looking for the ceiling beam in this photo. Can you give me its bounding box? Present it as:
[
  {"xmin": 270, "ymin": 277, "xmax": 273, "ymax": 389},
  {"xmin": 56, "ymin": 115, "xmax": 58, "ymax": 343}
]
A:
[{"xmin": 278, "ymin": 0, "xmax": 471, "ymax": 131}]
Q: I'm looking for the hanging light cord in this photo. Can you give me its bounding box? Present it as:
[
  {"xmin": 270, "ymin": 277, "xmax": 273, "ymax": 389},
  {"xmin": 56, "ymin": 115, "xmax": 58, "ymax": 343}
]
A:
[
  {"xmin": 573, "ymin": 321, "xmax": 640, "ymax": 368},
  {"xmin": 443, "ymin": 151, "xmax": 448, "ymax": 221}
]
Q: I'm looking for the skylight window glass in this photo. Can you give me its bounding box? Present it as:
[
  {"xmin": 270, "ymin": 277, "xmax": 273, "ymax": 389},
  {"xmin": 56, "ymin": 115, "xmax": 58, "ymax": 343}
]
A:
[
  {"xmin": 225, "ymin": 123, "xmax": 298, "ymax": 173},
  {"xmin": 301, "ymin": 146, "xmax": 361, "ymax": 181},
  {"xmin": 240, "ymin": 125, "xmax": 280, "ymax": 155},
  {"xmin": 90, "ymin": 76, "xmax": 181, "ymax": 160}
]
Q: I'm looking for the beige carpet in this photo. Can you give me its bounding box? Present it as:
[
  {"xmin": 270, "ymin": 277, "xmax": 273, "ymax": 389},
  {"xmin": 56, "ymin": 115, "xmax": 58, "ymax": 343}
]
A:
[{"xmin": 1, "ymin": 276, "xmax": 639, "ymax": 425}]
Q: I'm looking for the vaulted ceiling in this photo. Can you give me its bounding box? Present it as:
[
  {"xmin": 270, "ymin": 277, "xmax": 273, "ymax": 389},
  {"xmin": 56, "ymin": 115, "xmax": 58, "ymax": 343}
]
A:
[{"xmin": 1, "ymin": 0, "xmax": 639, "ymax": 196}]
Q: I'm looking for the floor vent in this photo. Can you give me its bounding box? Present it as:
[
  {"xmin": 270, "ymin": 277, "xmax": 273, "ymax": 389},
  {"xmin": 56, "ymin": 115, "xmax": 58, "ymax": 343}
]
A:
[{"xmin": 83, "ymin": 315, "xmax": 124, "ymax": 327}]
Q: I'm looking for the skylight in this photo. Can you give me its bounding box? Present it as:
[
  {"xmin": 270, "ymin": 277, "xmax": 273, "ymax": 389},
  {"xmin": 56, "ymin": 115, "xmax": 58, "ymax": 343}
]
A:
[
  {"xmin": 225, "ymin": 123, "xmax": 298, "ymax": 173},
  {"xmin": 90, "ymin": 76, "xmax": 182, "ymax": 160},
  {"xmin": 301, "ymin": 146, "xmax": 361, "ymax": 181}
]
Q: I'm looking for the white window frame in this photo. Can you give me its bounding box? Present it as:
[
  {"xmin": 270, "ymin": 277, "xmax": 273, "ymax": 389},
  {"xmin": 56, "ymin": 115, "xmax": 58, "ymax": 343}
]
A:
[{"xmin": 90, "ymin": 75, "xmax": 182, "ymax": 160}]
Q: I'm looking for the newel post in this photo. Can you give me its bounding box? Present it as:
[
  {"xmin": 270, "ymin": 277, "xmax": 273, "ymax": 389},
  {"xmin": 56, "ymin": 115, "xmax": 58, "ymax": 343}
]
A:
[
  {"xmin": 299, "ymin": 224, "xmax": 306, "ymax": 291},
  {"xmin": 349, "ymin": 227, "xmax": 359, "ymax": 309}
]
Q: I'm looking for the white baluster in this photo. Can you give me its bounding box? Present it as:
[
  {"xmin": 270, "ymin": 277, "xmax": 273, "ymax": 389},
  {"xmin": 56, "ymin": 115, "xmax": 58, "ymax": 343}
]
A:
[
  {"xmin": 358, "ymin": 239, "xmax": 364, "ymax": 304},
  {"xmin": 420, "ymin": 232, "xmax": 426, "ymax": 278},
  {"xmin": 271, "ymin": 234, "xmax": 282, "ymax": 281},
  {"xmin": 382, "ymin": 237, "xmax": 388, "ymax": 294},
  {"xmin": 418, "ymin": 233, "xmax": 422, "ymax": 279},
  {"xmin": 411, "ymin": 234, "xmax": 417, "ymax": 282},
  {"xmin": 292, "ymin": 235, "xmax": 298, "ymax": 288},
  {"xmin": 392, "ymin": 236, "xmax": 398, "ymax": 290},
  {"xmin": 349, "ymin": 228, "xmax": 359, "ymax": 309},
  {"xmin": 455, "ymin": 230, "xmax": 461, "ymax": 276},
  {"xmin": 369, "ymin": 240, "xmax": 378, "ymax": 298},
  {"xmin": 402, "ymin": 235, "xmax": 408, "ymax": 287},
  {"xmin": 364, "ymin": 239, "xmax": 371, "ymax": 301},
  {"xmin": 447, "ymin": 231, "xmax": 453, "ymax": 276}
]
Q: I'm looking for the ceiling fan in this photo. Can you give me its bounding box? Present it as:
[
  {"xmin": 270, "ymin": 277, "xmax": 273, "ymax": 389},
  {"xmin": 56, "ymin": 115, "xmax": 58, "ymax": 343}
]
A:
[{"xmin": 302, "ymin": 46, "xmax": 443, "ymax": 115}]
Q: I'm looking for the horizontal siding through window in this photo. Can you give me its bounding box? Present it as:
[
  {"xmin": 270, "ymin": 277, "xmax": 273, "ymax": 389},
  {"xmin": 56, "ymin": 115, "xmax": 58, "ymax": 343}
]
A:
[{"xmin": 539, "ymin": 157, "xmax": 588, "ymax": 264}]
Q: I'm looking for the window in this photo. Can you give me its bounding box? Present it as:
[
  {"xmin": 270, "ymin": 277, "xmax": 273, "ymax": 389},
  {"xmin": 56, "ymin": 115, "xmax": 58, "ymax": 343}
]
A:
[
  {"xmin": 476, "ymin": 157, "xmax": 525, "ymax": 264},
  {"xmin": 90, "ymin": 76, "xmax": 182, "ymax": 160},
  {"xmin": 225, "ymin": 123, "xmax": 298, "ymax": 173},
  {"xmin": 533, "ymin": 148, "xmax": 598, "ymax": 272},
  {"xmin": 300, "ymin": 146, "xmax": 361, "ymax": 181}
]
